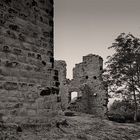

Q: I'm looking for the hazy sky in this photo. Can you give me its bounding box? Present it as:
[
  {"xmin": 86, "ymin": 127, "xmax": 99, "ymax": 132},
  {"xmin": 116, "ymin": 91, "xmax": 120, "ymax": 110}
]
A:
[{"xmin": 54, "ymin": 0, "xmax": 140, "ymax": 79}]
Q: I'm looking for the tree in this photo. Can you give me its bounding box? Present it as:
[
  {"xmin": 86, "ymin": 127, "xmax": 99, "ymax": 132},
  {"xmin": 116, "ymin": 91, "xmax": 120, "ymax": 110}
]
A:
[{"xmin": 104, "ymin": 33, "xmax": 140, "ymax": 122}]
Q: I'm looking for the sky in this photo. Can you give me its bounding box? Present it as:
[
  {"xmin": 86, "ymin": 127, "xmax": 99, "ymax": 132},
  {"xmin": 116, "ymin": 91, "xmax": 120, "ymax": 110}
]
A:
[{"xmin": 54, "ymin": 0, "xmax": 140, "ymax": 79}]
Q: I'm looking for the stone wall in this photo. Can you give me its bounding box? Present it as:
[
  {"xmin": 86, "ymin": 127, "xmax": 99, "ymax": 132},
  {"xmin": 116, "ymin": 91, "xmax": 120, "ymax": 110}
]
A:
[
  {"xmin": 0, "ymin": 0, "xmax": 60, "ymax": 121},
  {"xmin": 54, "ymin": 60, "xmax": 70, "ymax": 110},
  {"xmin": 56, "ymin": 54, "xmax": 108, "ymax": 118},
  {"xmin": 69, "ymin": 54, "xmax": 108, "ymax": 117}
]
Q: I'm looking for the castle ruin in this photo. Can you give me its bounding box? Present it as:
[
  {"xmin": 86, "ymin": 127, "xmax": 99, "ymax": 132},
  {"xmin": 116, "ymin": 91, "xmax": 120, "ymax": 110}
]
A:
[
  {"xmin": 0, "ymin": 0, "xmax": 108, "ymax": 138},
  {"xmin": 55, "ymin": 54, "xmax": 108, "ymax": 118}
]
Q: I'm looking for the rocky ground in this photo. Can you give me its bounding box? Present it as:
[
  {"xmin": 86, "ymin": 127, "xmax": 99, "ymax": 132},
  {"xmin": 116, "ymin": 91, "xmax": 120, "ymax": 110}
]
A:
[
  {"xmin": 52, "ymin": 112, "xmax": 140, "ymax": 140},
  {"xmin": 0, "ymin": 112, "xmax": 140, "ymax": 140}
]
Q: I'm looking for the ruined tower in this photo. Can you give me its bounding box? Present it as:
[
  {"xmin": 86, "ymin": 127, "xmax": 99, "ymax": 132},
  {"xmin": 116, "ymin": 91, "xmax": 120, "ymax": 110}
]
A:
[
  {"xmin": 56, "ymin": 54, "xmax": 108, "ymax": 118},
  {"xmin": 70, "ymin": 54, "xmax": 108, "ymax": 117},
  {"xmin": 0, "ymin": 0, "xmax": 61, "ymax": 121}
]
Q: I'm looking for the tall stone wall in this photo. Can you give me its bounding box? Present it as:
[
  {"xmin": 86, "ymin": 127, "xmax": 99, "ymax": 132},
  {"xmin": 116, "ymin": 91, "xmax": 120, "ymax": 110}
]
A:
[{"xmin": 0, "ymin": 0, "xmax": 60, "ymax": 121}]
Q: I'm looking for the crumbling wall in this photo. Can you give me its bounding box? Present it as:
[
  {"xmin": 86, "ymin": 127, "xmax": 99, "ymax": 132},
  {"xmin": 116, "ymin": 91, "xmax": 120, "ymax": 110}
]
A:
[
  {"xmin": 54, "ymin": 60, "xmax": 70, "ymax": 110},
  {"xmin": 69, "ymin": 54, "xmax": 108, "ymax": 117},
  {"xmin": 56, "ymin": 54, "xmax": 108, "ymax": 117},
  {"xmin": 0, "ymin": 0, "xmax": 60, "ymax": 121}
]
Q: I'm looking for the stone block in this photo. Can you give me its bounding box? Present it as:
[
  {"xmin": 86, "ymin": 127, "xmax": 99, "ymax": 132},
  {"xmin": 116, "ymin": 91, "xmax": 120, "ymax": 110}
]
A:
[
  {"xmin": 27, "ymin": 109, "xmax": 36, "ymax": 116},
  {"xmin": 3, "ymin": 82, "xmax": 18, "ymax": 90}
]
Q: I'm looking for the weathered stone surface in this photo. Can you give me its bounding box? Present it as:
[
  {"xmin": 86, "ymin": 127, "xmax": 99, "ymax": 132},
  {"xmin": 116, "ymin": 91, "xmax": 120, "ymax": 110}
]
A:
[
  {"xmin": 54, "ymin": 60, "xmax": 70, "ymax": 110},
  {"xmin": 55, "ymin": 54, "xmax": 108, "ymax": 118},
  {"xmin": 0, "ymin": 0, "xmax": 61, "ymax": 121},
  {"xmin": 69, "ymin": 54, "xmax": 108, "ymax": 117}
]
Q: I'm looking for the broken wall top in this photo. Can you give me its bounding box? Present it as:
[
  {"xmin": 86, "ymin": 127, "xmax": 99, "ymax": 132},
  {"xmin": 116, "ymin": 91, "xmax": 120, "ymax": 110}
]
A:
[{"xmin": 73, "ymin": 54, "xmax": 103, "ymax": 79}]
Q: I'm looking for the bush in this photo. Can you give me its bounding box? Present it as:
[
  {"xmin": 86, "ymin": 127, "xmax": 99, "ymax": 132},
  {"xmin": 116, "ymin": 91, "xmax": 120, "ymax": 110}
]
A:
[
  {"xmin": 108, "ymin": 100, "xmax": 140, "ymax": 123},
  {"xmin": 137, "ymin": 111, "xmax": 140, "ymax": 122},
  {"xmin": 64, "ymin": 111, "xmax": 75, "ymax": 117},
  {"xmin": 108, "ymin": 113, "xmax": 126, "ymax": 123}
]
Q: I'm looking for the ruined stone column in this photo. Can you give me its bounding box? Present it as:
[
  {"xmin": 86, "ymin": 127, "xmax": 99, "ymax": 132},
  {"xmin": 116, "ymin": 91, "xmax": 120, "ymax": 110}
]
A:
[{"xmin": 54, "ymin": 60, "xmax": 70, "ymax": 110}]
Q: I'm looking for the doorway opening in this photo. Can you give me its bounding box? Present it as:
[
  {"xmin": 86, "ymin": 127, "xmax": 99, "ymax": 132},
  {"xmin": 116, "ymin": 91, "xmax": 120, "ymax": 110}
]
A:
[{"xmin": 69, "ymin": 91, "xmax": 78, "ymax": 102}]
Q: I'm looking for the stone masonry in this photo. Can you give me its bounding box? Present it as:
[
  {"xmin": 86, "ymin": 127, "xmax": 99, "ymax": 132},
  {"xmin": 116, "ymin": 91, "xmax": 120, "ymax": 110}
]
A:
[
  {"xmin": 70, "ymin": 54, "xmax": 108, "ymax": 117},
  {"xmin": 56, "ymin": 54, "xmax": 108, "ymax": 118},
  {"xmin": 54, "ymin": 60, "xmax": 70, "ymax": 110},
  {"xmin": 0, "ymin": 0, "xmax": 61, "ymax": 122}
]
